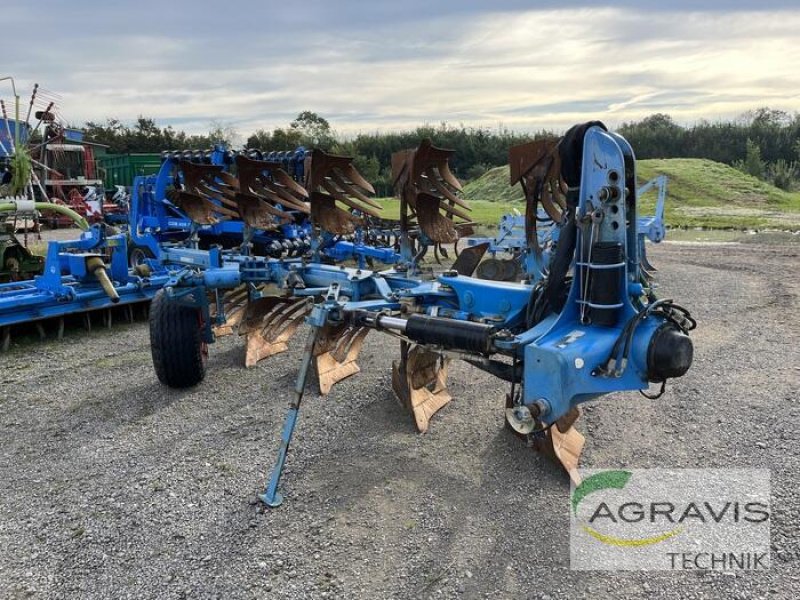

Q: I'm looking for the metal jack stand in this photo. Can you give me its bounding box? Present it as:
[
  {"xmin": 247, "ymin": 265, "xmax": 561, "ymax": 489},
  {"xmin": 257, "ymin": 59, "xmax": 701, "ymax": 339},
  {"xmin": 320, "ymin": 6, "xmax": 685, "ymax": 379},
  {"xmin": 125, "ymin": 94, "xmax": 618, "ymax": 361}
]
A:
[{"xmin": 259, "ymin": 285, "xmax": 340, "ymax": 507}]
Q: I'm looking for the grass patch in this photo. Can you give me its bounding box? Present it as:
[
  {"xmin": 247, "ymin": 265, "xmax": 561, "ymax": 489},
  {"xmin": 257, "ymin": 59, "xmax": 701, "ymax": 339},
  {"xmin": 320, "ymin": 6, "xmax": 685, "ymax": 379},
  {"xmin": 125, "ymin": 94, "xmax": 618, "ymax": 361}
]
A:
[
  {"xmin": 461, "ymin": 159, "xmax": 800, "ymax": 230},
  {"xmin": 374, "ymin": 198, "xmax": 518, "ymax": 228}
]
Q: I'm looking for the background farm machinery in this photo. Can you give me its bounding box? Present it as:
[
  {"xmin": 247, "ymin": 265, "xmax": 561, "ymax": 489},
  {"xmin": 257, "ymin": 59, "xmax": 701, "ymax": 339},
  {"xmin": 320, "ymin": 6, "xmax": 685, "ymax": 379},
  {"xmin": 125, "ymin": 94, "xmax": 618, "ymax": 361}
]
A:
[
  {"xmin": 0, "ymin": 198, "xmax": 170, "ymax": 349},
  {"xmin": 147, "ymin": 123, "xmax": 694, "ymax": 507},
  {"xmin": 0, "ymin": 78, "xmax": 172, "ymax": 346},
  {"xmin": 465, "ymin": 174, "xmax": 668, "ymax": 283}
]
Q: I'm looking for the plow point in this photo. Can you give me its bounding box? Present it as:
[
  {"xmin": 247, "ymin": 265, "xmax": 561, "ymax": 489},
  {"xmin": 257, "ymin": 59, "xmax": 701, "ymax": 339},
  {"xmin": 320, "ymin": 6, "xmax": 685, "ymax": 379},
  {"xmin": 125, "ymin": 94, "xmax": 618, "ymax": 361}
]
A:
[
  {"xmin": 392, "ymin": 346, "xmax": 452, "ymax": 433},
  {"xmin": 536, "ymin": 407, "xmax": 585, "ymax": 484}
]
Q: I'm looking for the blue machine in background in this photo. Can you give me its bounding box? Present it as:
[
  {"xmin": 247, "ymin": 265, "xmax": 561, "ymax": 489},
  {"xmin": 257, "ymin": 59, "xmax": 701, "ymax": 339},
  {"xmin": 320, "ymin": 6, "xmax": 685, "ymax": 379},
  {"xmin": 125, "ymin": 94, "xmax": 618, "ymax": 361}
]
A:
[
  {"xmin": 0, "ymin": 199, "xmax": 170, "ymax": 348},
  {"xmin": 146, "ymin": 123, "xmax": 695, "ymax": 507},
  {"xmin": 128, "ymin": 145, "xmax": 313, "ymax": 266},
  {"xmin": 466, "ymin": 175, "xmax": 669, "ymax": 283}
]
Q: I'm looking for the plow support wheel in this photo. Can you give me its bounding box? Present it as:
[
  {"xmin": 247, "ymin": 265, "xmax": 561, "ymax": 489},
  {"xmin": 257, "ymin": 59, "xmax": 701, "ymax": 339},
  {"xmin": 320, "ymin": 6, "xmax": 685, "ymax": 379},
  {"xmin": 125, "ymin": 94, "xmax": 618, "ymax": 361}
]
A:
[{"xmin": 392, "ymin": 343, "xmax": 452, "ymax": 433}]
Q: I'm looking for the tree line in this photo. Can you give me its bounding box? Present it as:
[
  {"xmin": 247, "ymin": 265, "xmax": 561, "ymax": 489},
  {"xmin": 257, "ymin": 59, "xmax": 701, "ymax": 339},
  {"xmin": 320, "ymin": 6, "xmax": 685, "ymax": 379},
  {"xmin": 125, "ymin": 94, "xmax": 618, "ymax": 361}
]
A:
[{"xmin": 83, "ymin": 108, "xmax": 800, "ymax": 194}]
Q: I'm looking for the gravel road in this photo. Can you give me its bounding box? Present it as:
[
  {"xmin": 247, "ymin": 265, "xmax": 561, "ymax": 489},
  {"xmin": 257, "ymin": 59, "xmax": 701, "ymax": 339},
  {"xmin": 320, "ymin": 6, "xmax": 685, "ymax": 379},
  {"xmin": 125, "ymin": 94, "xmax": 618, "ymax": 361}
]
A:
[{"xmin": 1, "ymin": 240, "xmax": 798, "ymax": 599}]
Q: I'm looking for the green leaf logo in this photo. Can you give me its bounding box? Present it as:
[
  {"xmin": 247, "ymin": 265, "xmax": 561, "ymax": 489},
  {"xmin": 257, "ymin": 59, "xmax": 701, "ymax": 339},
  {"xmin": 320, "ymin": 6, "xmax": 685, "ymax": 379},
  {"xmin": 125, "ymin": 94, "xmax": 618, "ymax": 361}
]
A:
[{"xmin": 572, "ymin": 470, "xmax": 683, "ymax": 547}]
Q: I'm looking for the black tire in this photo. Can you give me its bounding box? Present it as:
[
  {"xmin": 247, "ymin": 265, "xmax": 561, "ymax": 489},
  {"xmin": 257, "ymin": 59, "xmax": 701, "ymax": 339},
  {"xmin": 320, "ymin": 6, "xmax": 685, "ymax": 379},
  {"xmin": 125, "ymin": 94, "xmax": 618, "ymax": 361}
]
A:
[{"xmin": 149, "ymin": 289, "xmax": 207, "ymax": 388}]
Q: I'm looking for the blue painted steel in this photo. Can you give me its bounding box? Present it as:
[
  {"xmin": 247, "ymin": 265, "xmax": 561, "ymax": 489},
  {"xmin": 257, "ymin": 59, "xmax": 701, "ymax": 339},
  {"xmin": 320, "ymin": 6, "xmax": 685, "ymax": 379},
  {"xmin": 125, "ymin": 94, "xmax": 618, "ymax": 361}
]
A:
[
  {"xmin": 466, "ymin": 175, "xmax": 668, "ymax": 282},
  {"xmin": 325, "ymin": 240, "xmax": 400, "ymax": 265},
  {"xmin": 0, "ymin": 225, "xmax": 170, "ymax": 328},
  {"xmin": 260, "ymin": 304, "xmax": 329, "ymax": 507}
]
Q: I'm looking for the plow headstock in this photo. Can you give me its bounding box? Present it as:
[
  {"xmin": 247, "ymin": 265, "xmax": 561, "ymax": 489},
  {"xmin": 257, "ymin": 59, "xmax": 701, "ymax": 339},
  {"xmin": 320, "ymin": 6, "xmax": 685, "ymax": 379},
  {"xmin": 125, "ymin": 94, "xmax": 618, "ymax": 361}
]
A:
[
  {"xmin": 304, "ymin": 149, "xmax": 379, "ymax": 235},
  {"xmin": 392, "ymin": 139, "xmax": 473, "ymax": 247}
]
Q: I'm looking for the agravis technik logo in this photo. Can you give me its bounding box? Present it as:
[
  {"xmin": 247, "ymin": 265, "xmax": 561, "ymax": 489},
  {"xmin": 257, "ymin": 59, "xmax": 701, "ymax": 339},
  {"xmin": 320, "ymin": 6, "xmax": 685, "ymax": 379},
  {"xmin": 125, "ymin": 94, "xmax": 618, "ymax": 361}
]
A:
[{"xmin": 569, "ymin": 469, "xmax": 770, "ymax": 571}]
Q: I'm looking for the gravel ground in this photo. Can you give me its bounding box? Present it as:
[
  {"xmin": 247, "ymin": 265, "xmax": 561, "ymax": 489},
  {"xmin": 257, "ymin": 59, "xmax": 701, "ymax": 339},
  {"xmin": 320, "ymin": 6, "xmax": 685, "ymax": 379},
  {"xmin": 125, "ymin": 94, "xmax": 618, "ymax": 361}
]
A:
[{"xmin": 1, "ymin": 240, "xmax": 798, "ymax": 599}]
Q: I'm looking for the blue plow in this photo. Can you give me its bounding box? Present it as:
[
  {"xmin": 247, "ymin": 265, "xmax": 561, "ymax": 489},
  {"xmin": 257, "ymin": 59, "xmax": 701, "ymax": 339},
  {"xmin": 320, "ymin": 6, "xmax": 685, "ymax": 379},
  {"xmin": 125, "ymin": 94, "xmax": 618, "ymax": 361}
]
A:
[{"xmin": 146, "ymin": 123, "xmax": 695, "ymax": 507}]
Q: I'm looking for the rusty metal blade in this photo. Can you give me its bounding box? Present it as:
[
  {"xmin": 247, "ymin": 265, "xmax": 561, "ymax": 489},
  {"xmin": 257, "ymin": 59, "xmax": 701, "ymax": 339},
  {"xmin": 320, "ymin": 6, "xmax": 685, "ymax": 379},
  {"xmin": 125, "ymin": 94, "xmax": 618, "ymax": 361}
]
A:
[
  {"xmin": 271, "ymin": 169, "xmax": 310, "ymax": 199},
  {"xmin": 391, "ymin": 149, "xmax": 414, "ymax": 188},
  {"xmin": 534, "ymin": 407, "xmax": 585, "ymax": 484},
  {"xmin": 179, "ymin": 160, "xmax": 225, "ymax": 191},
  {"xmin": 435, "ymin": 201, "xmax": 472, "ymax": 223},
  {"xmin": 260, "ymin": 181, "xmax": 311, "ymax": 213},
  {"xmin": 235, "ymin": 155, "xmax": 309, "ymax": 224},
  {"xmin": 320, "ymin": 179, "xmax": 382, "ymax": 219},
  {"xmin": 211, "ymin": 286, "xmax": 250, "ymax": 336},
  {"xmin": 339, "ymin": 164, "xmax": 376, "ymax": 195},
  {"xmin": 424, "ymin": 167, "xmax": 471, "ymax": 210},
  {"xmin": 236, "ymin": 194, "xmax": 291, "ymax": 229},
  {"xmin": 240, "ymin": 296, "xmax": 312, "ymax": 366},
  {"xmin": 509, "ymin": 139, "xmax": 559, "ymax": 186},
  {"xmin": 435, "ymin": 160, "xmax": 463, "ymax": 191},
  {"xmin": 509, "ymin": 139, "xmax": 567, "ymax": 246},
  {"xmin": 217, "ymin": 170, "xmax": 240, "ymax": 190},
  {"xmin": 310, "ymin": 192, "xmax": 360, "ymax": 235},
  {"xmin": 411, "ymin": 139, "xmax": 455, "ymax": 183},
  {"xmin": 391, "ymin": 345, "xmax": 451, "ymax": 433},
  {"xmin": 305, "ymin": 149, "xmax": 379, "ymax": 229},
  {"xmin": 169, "ymin": 191, "xmax": 220, "ymax": 225},
  {"xmin": 539, "ymin": 188, "xmax": 564, "ymax": 222},
  {"xmin": 414, "ymin": 193, "xmax": 458, "ymax": 243},
  {"xmin": 451, "ymin": 242, "xmax": 489, "ymax": 276},
  {"xmin": 391, "ymin": 139, "xmax": 472, "ymax": 253},
  {"xmin": 314, "ymin": 324, "xmax": 369, "ymax": 395},
  {"xmin": 330, "ymin": 171, "xmax": 382, "ymax": 209}
]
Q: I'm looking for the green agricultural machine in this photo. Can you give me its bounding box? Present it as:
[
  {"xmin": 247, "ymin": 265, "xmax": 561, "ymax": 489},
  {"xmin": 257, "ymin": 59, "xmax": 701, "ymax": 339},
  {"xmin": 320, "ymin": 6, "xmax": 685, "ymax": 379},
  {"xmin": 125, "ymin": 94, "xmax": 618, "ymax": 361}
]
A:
[
  {"xmin": 97, "ymin": 153, "xmax": 162, "ymax": 190},
  {"xmin": 0, "ymin": 222, "xmax": 43, "ymax": 282}
]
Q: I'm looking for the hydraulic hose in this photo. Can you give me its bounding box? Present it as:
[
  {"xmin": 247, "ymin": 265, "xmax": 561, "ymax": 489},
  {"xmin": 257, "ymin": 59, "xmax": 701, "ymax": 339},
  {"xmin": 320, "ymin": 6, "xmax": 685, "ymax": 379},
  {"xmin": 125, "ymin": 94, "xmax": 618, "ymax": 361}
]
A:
[{"xmin": 0, "ymin": 201, "xmax": 90, "ymax": 231}]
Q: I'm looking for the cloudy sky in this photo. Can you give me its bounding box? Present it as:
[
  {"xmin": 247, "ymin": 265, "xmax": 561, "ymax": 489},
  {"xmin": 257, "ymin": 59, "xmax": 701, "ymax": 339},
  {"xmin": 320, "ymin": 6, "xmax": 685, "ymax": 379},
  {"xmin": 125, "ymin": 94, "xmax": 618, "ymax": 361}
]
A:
[{"xmin": 3, "ymin": 1, "xmax": 799, "ymax": 137}]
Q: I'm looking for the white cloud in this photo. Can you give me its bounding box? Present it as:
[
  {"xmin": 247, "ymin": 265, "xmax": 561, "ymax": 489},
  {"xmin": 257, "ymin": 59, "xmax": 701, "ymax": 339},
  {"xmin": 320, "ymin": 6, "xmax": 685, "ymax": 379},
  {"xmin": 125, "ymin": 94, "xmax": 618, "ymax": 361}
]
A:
[{"xmin": 3, "ymin": 6, "xmax": 799, "ymax": 136}]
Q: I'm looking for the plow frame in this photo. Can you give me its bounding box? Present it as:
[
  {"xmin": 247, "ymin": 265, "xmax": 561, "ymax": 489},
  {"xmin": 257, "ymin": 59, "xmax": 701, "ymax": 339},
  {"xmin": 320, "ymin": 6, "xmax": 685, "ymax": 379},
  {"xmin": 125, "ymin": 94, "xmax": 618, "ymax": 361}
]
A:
[
  {"xmin": 254, "ymin": 125, "xmax": 693, "ymax": 505},
  {"xmin": 146, "ymin": 126, "xmax": 693, "ymax": 508}
]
